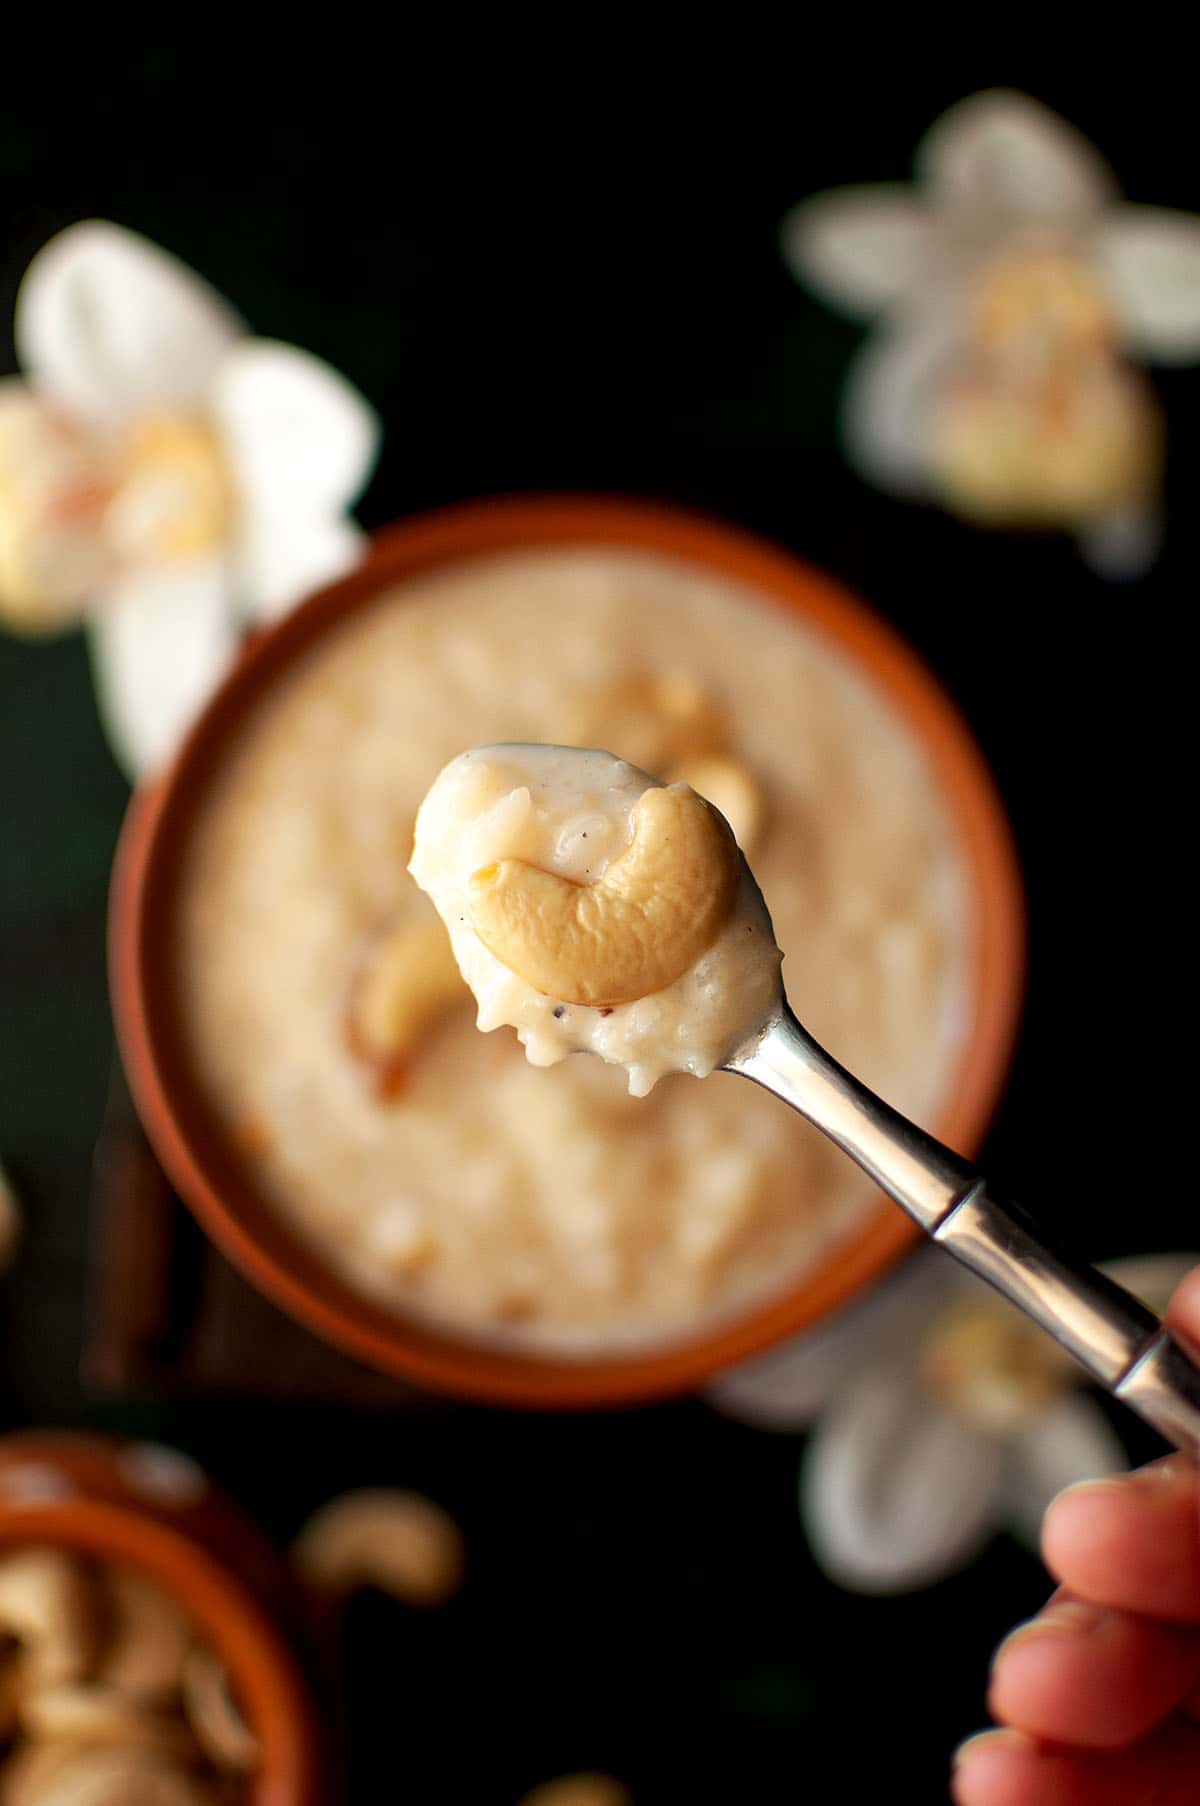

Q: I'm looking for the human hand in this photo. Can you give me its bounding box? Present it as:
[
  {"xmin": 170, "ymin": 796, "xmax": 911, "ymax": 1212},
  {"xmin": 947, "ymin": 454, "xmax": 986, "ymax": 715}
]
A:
[{"xmin": 952, "ymin": 1269, "xmax": 1200, "ymax": 1804}]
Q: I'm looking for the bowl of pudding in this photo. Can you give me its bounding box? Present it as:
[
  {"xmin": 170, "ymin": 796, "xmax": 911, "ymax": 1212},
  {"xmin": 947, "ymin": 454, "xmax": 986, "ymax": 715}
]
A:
[{"xmin": 110, "ymin": 496, "xmax": 1024, "ymax": 1405}]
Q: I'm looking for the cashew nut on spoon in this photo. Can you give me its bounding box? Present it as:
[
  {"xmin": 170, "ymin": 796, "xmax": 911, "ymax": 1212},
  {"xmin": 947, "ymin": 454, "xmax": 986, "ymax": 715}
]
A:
[
  {"xmin": 410, "ymin": 745, "xmax": 780, "ymax": 1096},
  {"xmin": 411, "ymin": 742, "xmax": 1200, "ymax": 1462},
  {"xmin": 470, "ymin": 782, "xmax": 737, "ymax": 1008}
]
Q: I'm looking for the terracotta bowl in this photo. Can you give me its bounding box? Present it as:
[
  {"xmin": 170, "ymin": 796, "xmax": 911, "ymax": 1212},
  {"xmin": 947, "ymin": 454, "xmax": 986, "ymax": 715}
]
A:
[
  {"xmin": 110, "ymin": 496, "xmax": 1025, "ymax": 1408},
  {"xmin": 0, "ymin": 1431, "xmax": 323, "ymax": 1805}
]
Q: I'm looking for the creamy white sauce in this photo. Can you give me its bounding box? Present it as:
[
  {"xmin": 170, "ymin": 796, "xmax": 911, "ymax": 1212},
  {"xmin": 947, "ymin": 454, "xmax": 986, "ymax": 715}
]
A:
[{"xmin": 410, "ymin": 744, "xmax": 782, "ymax": 1096}]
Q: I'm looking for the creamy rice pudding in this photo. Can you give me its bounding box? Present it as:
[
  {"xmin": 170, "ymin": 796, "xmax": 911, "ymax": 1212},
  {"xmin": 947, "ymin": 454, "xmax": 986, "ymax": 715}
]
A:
[
  {"xmin": 410, "ymin": 745, "xmax": 781, "ymax": 1095},
  {"xmin": 179, "ymin": 548, "xmax": 967, "ymax": 1350}
]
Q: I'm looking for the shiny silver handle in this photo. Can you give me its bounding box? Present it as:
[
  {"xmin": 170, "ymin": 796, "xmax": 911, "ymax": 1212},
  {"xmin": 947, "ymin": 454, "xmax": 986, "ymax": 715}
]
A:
[
  {"xmin": 728, "ymin": 1007, "xmax": 1200, "ymax": 1459},
  {"xmin": 1115, "ymin": 1331, "xmax": 1200, "ymax": 1457},
  {"xmin": 935, "ymin": 1184, "xmax": 1200, "ymax": 1458}
]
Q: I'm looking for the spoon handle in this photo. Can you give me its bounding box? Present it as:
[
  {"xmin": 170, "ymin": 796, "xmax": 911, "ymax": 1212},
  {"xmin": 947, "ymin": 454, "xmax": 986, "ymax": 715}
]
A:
[{"xmin": 728, "ymin": 1007, "xmax": 1200, "ymax": 1459}]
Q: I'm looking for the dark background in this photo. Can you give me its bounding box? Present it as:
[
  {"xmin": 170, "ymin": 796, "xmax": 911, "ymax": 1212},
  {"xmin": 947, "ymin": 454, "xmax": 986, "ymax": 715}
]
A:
[{"xmin": 1, "ymin": 44, "xmax": 1194, "ymax": 1801}]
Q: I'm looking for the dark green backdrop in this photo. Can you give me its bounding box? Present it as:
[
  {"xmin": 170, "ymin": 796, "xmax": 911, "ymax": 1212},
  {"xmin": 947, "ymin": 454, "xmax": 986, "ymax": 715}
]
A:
[{"xmin": 2, "ymin": 45, "xmax": 1194, "ymax": 1801}]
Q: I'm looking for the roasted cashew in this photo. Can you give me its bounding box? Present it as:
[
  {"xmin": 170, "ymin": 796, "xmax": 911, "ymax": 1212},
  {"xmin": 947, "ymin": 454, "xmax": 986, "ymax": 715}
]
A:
[
  {"xmin": 562, "ymin": 671, "xmax": 768, "ymax": 856},
  {"xmin": 0, "ymin": 1738, "xmax": 82, "ymax": 1806},
  {"xmin": 30, "ymin": 1750, "xmax": 211, "ymax": 1806},
  {"xmin": 180, "ymin": 1647, "xmax": 257, "ymax": 1773},
  {"xmin": 469, "ymin": 784, "xmax": 738, "ymax": 1007},
  {"xmin": 673, "ymin": 756, "xmax": 765, "ymax": 854},
  {"xmin": 518, "ymin": 1775, "xmax": 633, "ymax": 1806},
  {"xmin": 292, "ymin": 1489, "xmax": 465, "ymax": 1607},
  {"xmin": 562, "ymin": 671, "xmax": 725, "ymax": 776},
  {"xmin": 93, "ymin": 1567, "xmax": 191, "ymax": 1703},
  {"xmin": 0, "ymin": 1553, "xmax": 95, "ymax": 1686},
  {"xmin": 0, "ymin": 1556, "xmax": 242, "ymax": 1803},
  {"xmin": 18, "ymin": 1687, "xmax": 191, "ymax": 1758},
  {"xmin": 347, "ymin": 914, "xmax": 465, "ymax": 1071}
]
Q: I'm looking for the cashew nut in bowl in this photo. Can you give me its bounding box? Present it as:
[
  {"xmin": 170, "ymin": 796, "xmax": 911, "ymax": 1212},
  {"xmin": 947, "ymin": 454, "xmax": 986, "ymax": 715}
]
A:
[
  {"xmin": 18, "ymin": 1686, "xmax": 192, "ymax": 1757},
  {"xmin": 0, "ymin": 1739, "xmax": 82, "ymax": 1806},
  {"xmin": 26, "ymin": 1750, "xmax": 212, "ymax": 1805},
  {"xmin": 560, "ymin": 669, "xmax": 727, "ymax": 776},
  {"xmin": 180, "ymin": 1648, "xmax": 258, "ymax": 1774},
  {"xmin": 345, "ymin": 910, "xmax": 466, "ymax": 1095},
  {"xmin": 0, "ymin": 1553, "xmax": 95, "ymax": 1687},
  {"xmin": 560, "ymin": 671, "xmax": 768, "ymax": 852},
  {"xmin": 0, "ymin": 1551, "xmax": 254, "ymax": 1803},
  {"xmin": 673, "ymin": 755, "xmax": 766, "ymax": 855},
  {"xmin": 93, "ymin": 1567, "xmax": 191, "ymax": 1703},
  {"xmin": 292, "ymin": 1488, "xmax": 465, "ymax": 1608},
  {"xmin": 519, "ymin": 1775, "xmax": 633, "ymax": 1806},
  {"xmin": 470, "ymin": 783, "xmax": 738, "ymax": 1008},
  {"xmin": 410, "ymin": 745, "xmax": 782, "ymax": 1097}
]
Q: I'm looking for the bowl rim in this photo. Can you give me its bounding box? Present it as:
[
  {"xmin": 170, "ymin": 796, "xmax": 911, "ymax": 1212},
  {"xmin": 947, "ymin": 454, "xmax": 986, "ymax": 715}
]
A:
[
  {"xmin": 0, "ymin": 1431, "xmax": 321, "ymax": 1805},
  {"xmin": 109, "ymin": 492, "xmax": 1026, "ymax": 1407}
]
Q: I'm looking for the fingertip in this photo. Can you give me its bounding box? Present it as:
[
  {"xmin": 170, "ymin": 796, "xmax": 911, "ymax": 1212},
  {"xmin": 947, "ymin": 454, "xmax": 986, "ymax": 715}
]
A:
[
  {"xmin": 1040, "ymin": 1476, "xmax": 1121, "ymax": 1582},
  {"xmin": 1168, "ymin": 1267, "xmax": 1200, "ymax": 1345},
  {"xmin": 951, "ymin": 1729, "xmax": 1038, "ymax": 1805},
  {"xmin": 1041, "ymin": 1461, "xmax": 1200, "ymax": 1621},
  {"xmin": 987, "ymin": 1598, "xmax": 1200, "ymax": 1747},
  {"xmin": 954, "ymin": 1721, "xmax": 1200, "ymax": 1806}
]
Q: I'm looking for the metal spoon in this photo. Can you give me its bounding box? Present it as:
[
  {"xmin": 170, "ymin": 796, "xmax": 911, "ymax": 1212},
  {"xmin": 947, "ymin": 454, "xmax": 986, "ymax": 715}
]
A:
[{"xmin": 724, "ymin": 1000, "xmax": 1200, "ymax": 1458}]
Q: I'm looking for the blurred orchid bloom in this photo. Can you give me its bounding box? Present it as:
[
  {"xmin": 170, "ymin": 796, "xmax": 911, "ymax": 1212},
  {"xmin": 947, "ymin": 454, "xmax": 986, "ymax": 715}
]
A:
[
  {"xmin": 710, "ymin": 1250, "xmax": 1197, "ymax": 1594},
  {"xmin": 783, "ymin": 91, "xmax": 1200, "ymax": 575},
  {"xmin": 0, "ymin": 222, "xmax": 379, "ymax": 777}
]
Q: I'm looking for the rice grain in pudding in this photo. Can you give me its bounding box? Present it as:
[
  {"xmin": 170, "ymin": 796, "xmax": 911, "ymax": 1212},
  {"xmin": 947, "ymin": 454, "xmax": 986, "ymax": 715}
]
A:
[{"xmin": 179, "ymin": 548, "xmax": 967, "ymax": 1351}]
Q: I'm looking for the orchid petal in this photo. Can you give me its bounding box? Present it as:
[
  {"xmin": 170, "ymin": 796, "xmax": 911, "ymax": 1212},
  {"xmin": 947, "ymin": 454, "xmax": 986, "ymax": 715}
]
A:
[
  {"xmin": 236, "ymin": 513, "xmax": 367, "ymax": 624},
  {"xmin": 15, "ymin": 222, "xmax": 243, "ymax": 428},
  {"xmin": 212, "ymin": 339, "xmax": 380, "ymax": 524},
  {"xmin": 88, "ymin": 560, "xmax": 238, "ymax": 779},
  {"xmin": 1093, "ymin": 206, "xmax": 1200, "ymax": 361},
  {"xmin": 1001, "ymin": 1395, "xmax": 1127, "ymax": 1548},
  {"xmin": 801, "ymin": 1365, "xmax": 1003, "ymax": 1592},
  {"xmin": 780, "ymin": 187, "xmax": 947, "ymax": 318},
  {"xmin": 919, "ymin": 90, "xmax": 1115, "ymax": 225},
  {"xmin": 708, "ymin": 1252, "xmax": 951, "ymax": 1430},
  {"xmin": 1076, "ymin": 501, "xmax": 1163, "ymax": 582},
  {"xmin": 842, "ymin": 309, "xmax": 961, "ymax": 497},
  {"xmin": 0, "ymin": 380, "xmax": 110, "ymax": 633},
  {"xmin": 1100, "ymin": 1253, "xmax": 1200, "ymax": 1317}
]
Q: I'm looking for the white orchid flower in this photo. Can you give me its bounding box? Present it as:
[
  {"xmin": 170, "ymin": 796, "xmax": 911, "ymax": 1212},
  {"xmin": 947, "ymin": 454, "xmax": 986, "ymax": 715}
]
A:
[
  {"xmin": 782, "ymin": 90, "xmax": 1200, "ymax": 576},
  {"xmin": 710, "ymin": 1249, "xmax": 1197, "ymax": 1594},
  {"xmin": 0, "ymin": 221, "xmax": 380, "ymax": 777}
]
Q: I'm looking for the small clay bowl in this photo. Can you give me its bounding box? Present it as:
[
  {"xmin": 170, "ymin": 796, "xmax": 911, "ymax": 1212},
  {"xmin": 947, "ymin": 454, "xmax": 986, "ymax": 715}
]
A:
[
  {"xmin": 0, "ymin": 1430, "xmax": 323, "ymax": 1803},
  {"xmin": 110, "ymin": 496, "xmax": 1025, "ymax": 1408}
]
